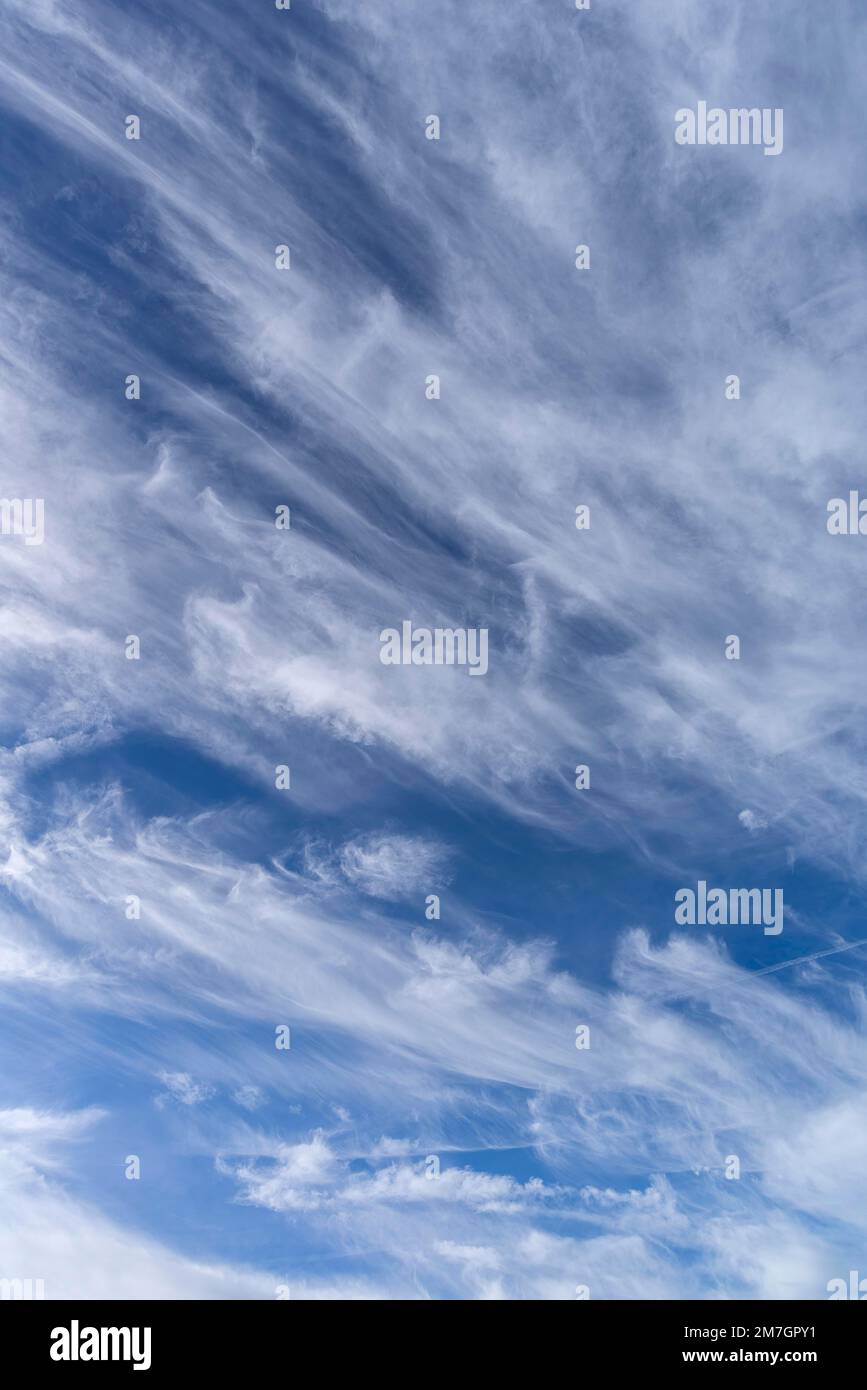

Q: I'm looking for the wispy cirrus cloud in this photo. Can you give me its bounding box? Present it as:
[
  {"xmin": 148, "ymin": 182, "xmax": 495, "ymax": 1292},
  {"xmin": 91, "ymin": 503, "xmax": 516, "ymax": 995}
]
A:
[{"xmin": 0, "ymin": 0, "xmax": 865, "ymax": 1299}]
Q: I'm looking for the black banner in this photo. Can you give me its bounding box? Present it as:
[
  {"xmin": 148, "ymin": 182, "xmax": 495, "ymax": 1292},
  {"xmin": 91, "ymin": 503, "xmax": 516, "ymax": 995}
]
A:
[{"xmin": 3, "ymin": 1299, "xmax": 863, "ymax": 1375}]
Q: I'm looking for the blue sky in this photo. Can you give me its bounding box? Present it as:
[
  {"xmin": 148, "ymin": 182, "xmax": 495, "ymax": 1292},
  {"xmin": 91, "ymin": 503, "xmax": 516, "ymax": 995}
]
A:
[{"xmin": 0, "ymin": 0, "xmax": 866, "ymax": 1299}]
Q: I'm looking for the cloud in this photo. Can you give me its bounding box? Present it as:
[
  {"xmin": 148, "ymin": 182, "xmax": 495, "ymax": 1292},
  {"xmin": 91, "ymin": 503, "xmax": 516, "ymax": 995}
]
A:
[
  {"xmin": 0, "ymin": 1107, "xmax": 278, "ymax": 1299},
  {"xmin": 232, "ymin": 1085, "xmax": 265, "ymax": 1112},
  {"xmin": 156, "ymin": 1072, "xmax": 216, "ymax": 1108},
  {"xmin": 1, "ymin": 784, "xmax": 866, "ymax": 1294},
  {"xmin": 338, "ymin": 832, "xmax": 451, "ymax": 899},
  {"xmin": 230, "ymin": 1133, "xmax": 339, "ymax": 1213},
  {"xmin": 0, "ymin": 0, "xmax": 864, "ymax": 1299}
]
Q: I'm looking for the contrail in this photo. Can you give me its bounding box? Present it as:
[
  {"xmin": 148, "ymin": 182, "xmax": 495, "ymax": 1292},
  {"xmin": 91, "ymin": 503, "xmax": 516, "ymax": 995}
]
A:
[
  {"xmin": 665, "ymin": 935, "xmax": 867, "ymax": 1006},
  {"xmin": 751, "ymin": 936, "xmax": 867, "ymax": 977}
]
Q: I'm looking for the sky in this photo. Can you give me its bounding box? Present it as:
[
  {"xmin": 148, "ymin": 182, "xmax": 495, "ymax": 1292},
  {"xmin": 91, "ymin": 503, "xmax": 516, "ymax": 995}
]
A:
[{"xmin": 0, "ymin": 0, "xmax": 866, "ymax": 1301}]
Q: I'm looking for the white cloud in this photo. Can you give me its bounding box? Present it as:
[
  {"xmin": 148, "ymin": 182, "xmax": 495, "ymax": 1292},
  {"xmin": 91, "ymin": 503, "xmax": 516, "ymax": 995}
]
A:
[
  {"xmin": 156, "ymin": 1072, "xmax": 216, "ymax": 1108},
  {"xmin": 338, "ymin": 832, "xmax": 451, "ymax": 900},
  {"xmin": 232, "ymin": 1085, "xmax": 265, "ymax": 1112},
  {"xmin": 231, "ymin": 1133, "xmax": 339, "ymax": 1213},
  {"xmin": 0, "ymin": 1107, "xmax": 277, "ymax": 1299},
  {"xmin": 371, "ymin": 1136, "xmax": 416, "ymax": 1159},
  {"xmin": 0, "ymin": 0, "xmax": 863, "ymax": 1300}
]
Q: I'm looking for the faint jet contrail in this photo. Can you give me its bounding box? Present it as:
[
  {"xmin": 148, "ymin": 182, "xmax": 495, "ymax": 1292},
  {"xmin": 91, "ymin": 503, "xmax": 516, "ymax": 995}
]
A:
[{"xmin": 751, "ymin": 936, "xmax": 867, "ymax": 977}]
